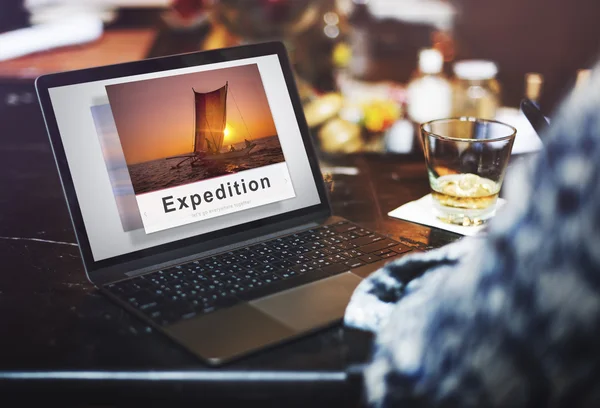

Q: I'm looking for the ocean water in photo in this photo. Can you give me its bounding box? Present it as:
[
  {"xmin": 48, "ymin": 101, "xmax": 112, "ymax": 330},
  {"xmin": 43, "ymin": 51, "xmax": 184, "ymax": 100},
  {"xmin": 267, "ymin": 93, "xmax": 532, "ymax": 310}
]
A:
[{"xmin": 128, "ymin": 135, "xmax": 286, "ymax": 194}]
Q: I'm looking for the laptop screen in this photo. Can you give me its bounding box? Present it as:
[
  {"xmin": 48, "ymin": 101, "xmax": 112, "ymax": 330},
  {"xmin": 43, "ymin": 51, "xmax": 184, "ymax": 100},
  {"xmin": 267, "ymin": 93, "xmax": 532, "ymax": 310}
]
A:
[{"xmin": 47, "ymin": 54, "xmax": 321, "ymax": 262}]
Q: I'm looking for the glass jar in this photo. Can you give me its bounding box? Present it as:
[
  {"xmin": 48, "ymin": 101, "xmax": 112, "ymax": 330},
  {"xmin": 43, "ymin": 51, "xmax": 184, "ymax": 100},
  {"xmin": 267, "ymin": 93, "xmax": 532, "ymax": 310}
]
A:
[{"xmin": 452, "ymin": 60, "xmax": 501, "ymax": 120}]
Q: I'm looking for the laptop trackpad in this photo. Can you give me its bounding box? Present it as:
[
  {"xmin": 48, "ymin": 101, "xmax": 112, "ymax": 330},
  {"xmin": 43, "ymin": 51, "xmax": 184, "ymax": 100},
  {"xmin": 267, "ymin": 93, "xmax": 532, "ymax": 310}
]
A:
[
  {"xmin": 167, "ymin": 304, "xmax": 296, "ymax": 364},
  {"xmin": 250, "ymin": 272, "xmax": 362, "ymax": 332}
]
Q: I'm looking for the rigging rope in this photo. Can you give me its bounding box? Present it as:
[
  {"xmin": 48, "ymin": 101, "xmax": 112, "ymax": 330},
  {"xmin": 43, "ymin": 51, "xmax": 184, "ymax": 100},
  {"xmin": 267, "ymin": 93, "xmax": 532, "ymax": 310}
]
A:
[{"xmin": 229, "ymin": 86, "xmax": 253, "ymax": 141}]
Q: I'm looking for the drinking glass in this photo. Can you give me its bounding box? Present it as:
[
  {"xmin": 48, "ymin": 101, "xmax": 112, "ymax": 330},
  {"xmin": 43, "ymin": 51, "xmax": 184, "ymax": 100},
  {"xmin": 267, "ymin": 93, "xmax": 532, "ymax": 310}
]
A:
[{"xmin": 420, "ymin": 117, "xmax": 517, "ymax": 226}]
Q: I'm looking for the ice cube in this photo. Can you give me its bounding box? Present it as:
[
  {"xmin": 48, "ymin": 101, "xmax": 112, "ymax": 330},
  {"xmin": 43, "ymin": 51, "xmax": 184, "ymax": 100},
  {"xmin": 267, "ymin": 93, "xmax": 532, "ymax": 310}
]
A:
[{"xmin": 456, "ymin": 173, "xmax": 480, "ymax": 196}]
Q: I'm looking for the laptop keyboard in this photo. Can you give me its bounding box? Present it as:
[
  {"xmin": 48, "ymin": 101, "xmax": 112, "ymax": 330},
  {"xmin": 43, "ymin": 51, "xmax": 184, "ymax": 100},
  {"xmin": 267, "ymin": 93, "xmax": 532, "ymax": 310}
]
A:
[{"xmin": 104, "ymin": 221, "xmax": 412, "ymax": 327}]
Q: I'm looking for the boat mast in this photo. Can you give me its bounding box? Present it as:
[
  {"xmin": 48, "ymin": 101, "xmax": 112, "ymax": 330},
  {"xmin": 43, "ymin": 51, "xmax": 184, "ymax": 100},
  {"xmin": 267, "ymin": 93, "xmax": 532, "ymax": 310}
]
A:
[
  {"xmin": 192, "ymin": 87, "xmax": 197, "ymax": 153},
  {"xmin": 223, "ymin": 81, "xmax": 229, "ymax": 148}
]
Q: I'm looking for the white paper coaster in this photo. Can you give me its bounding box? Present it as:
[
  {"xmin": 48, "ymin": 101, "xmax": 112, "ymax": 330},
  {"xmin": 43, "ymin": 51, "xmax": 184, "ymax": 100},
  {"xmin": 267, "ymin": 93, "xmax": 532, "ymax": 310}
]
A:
[{"xmin": 388, "ymin": 194, "xmax": 507, "ymax": 236}]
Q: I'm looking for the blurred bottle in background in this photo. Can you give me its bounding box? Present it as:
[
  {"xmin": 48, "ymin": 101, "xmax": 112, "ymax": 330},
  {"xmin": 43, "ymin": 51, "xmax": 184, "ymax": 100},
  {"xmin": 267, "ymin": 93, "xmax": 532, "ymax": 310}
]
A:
[
  {"xmin": 451, "ymin": 60, "xmax": 500, "ymax": 119},
  {"xmin": 384, "ymin": 101, "xmax": 415, "ymax": 154},
  {"xmin": 525, "ymin": 72, "xmax": 544, "ymax": 105},
  {"xmin": 406, "ymin": 48, "xmax": 452, "ymax": 123}
]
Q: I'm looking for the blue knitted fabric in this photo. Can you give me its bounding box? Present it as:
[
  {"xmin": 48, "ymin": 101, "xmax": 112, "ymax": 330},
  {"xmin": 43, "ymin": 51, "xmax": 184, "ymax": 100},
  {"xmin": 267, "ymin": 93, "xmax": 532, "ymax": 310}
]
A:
[{"xmin": 344, "ymin": 68, "xmax": 600, "ymax": 407}]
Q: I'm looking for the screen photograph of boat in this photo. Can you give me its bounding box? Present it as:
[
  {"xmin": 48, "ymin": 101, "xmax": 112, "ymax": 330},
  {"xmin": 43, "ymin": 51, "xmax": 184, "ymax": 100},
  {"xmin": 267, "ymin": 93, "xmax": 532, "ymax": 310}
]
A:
[
  {"xmin": 167, "ymin": 81, "xmax": 258, "ymax": 168},
  {"xmin": 104, "ymin": 63, "xmax": 286, "ymax": 196}
]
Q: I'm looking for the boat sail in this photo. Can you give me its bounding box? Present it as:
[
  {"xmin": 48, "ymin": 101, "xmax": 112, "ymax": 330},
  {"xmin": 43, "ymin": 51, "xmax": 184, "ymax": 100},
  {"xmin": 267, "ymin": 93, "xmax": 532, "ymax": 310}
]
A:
[
  {"xmin": 167, "ymin": 81, "xmax": 256, "ymax": 168},
  {"xmin": 193, "ymin": 83, "xmax": 228, "ymax": 155}
]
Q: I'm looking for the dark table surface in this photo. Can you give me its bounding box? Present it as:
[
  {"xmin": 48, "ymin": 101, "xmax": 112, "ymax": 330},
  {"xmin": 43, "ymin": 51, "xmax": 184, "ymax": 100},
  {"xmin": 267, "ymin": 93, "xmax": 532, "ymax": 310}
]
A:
[
  {"xmin": 0, "ymin": 75, "xmax": 461, "ymax": 404},
  {"xmin": 0, "ymin": 13, "xmax": 468, "ymax": 402}
]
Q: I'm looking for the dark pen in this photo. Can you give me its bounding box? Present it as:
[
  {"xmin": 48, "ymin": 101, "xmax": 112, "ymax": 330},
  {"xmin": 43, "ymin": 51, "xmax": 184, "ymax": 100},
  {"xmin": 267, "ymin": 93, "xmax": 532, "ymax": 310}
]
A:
[{"xmin": 520, "ymin": 98, "xmax": 550, "ymax": 141}]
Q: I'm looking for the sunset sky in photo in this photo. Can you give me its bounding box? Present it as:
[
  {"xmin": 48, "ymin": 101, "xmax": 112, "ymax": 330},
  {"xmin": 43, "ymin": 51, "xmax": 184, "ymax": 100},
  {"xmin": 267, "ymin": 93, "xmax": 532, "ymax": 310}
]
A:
[{"xmin": 106, "ymin": 64, "xmax": 278, "ymax": 165}]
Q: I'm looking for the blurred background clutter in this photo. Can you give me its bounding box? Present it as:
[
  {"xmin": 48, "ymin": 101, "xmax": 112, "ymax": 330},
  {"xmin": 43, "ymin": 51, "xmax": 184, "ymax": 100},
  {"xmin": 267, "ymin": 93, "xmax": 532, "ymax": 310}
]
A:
[{"xmin": 1, "ymin": 0, "xmax": 600, "ymax": 155}]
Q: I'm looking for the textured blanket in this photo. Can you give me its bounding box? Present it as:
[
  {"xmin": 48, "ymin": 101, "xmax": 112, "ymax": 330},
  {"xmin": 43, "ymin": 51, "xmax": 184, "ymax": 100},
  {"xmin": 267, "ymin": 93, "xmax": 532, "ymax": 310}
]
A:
[{"xmin": 344, "ymin": 68, "xmax": 600, "ymax": 407}]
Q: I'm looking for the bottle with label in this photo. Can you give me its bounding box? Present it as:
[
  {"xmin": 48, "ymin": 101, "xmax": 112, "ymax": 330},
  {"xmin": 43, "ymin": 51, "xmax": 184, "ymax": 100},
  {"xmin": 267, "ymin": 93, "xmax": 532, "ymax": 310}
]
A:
[
  {"xmin": 406, "ymin": 48, "xmax": 452, "ymax": 124},
  {"xmin": 452, "ymin": 60, "xmax": 500, "ymax": 119},
  {"xmin": 385, "ymin": 102, "xmax": 416, "ymax": 154}
]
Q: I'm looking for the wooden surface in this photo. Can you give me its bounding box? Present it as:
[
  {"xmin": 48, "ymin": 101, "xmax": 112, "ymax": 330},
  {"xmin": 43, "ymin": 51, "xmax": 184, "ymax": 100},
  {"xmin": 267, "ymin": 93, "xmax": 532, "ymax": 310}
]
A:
[{"xmin": 0, "ymin": 29, "xmax": 156, "ymax": 79}]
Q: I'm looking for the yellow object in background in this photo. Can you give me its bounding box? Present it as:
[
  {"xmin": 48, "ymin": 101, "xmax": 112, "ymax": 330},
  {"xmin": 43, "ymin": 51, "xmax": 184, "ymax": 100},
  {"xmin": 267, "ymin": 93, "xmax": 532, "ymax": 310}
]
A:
[
  {"xmin": 525, "ymin": 73, "xmax": 544, "ymax": 103},
  {"xmin": 333, "ymin": 42, "xmax": 352, "ymax": 68},
  {"xmin": 303, "ymin": 93, "xmax": 344, "ymax": 128},
  {"xmin": 318, "ymin": 118, "xmax": 362, "ymax": 153},
  {"xmin": 361, "ymin": 99, "xmax": 401, "ymax": 133}
]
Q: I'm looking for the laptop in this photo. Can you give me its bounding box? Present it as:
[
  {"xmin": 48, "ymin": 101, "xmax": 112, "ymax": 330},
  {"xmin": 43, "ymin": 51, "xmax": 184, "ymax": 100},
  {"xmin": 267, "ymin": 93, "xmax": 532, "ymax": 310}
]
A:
[{"xmin": 35, "ymin": 42, "xmax": 413, "ymax": 365}]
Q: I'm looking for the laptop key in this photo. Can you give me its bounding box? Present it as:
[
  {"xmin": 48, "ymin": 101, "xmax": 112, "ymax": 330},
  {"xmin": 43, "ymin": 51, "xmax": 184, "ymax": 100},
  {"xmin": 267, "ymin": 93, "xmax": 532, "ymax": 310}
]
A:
[
  {"xmin": 290, "ymin": 264, "xmax": 314, "ymax": 274},
  {"xmin": 287, "ymin": 255, "xmax": 308, "ymax": 265},
  {"xmin": 240, "ymin": 260, "xmax": 261, "ymax": 269},
  {"xmin": 238, "ymin": 271, "xmax": 259, "ymax": 280},
  {"xmin": 326, "ymin": 254, "xmax": 347, "ymax": 263},
  {"xmin": 127, "ymin": 290, "xmax": 157, "ymax": 306},
  {"xmin": 139, "ymin": 301, "xmax": 158, "ymax": 310},
  {"xmin": 344, "ymin": 259, "xmax": 366, "ymax": 268},
  {"xmin": 321, "ymin": 237, "xmax": 342, "ymax": 245},
  {"xmin": 340, "ymin": 249, "xmax": 364, "ymax": 258},
  {"xmin": 238, "ymin": 269, "xmax": 330, "ymax": 302},
  {"xmin": 318, "ymin": 263, "xmax": 349, "ymax": 276},
  {"xmin": 236, "ymin": 252, "xmax": 250, "ymax": 261},
  {"xmin": 224, "ymin": 286, "xmax": 244, "ymax": 296},
  {"xmin": 290, "ymin": 246, "xmax": 309, "ymax": 255},
  {"xmin": 273, "ymin": 259, "xmax": 295, "ymax": 268},
  {"xmin": 303, "ymin": 242, "xmax": 325, "ymax": 251},
  {"xmin": 276, "ymin": 250, "xmax": 294, "ymax": 259},
  {"xmin": 260, "ymin": 273, "xmax": 281, "ymax": 284},
  {"xmin": 390, "ymin": 244, "xmax": 412, "ymax": 255},
  {"xmin": 217, "ymin": 276, "xmax": 238, "ymax": 286},
  {"xmin": 306, "ymin": 250, "xmax": 327, "ymax": 259},
  {"xmin": 260, "ymin": 249, "xmax": 278, "ymax": 258},
  {"xmin": 310, "ymin": 258, "xmax": 333, "ymax": 267},
  {"xmin": 338, "ymin": 232, "xmax": 359, "ymax": 240},
  {"xmin": 358, "ymin": 254, "xmax": 382, "ymax": 263},
  {"xmin": 336, "ymin": 241, "xmax": 357, "ymax": 250},
  {"xmin": 280, "ymin": 269, "xmax": 297, "ymax": 279},
  {"xmin": 254, "ymin": 264, "xmax": 276, "ymax": 274},
  {"xmin": 357, "ymin": 239, "xmax": 397, "ymax": 254},
  {"xmin": 351, "ymin": 234, "xmax": 385, "ymax": 247},
  {"xmin": 354, "ymin": 228, "xmax": 370, "ymax": 237},
  {"xmin": 320, "ymin": 247, "xmax": 342, "ymax": 255},
  {"xmin": 148, "ymin": 275, "xmax": 167, "ymax": 286}
]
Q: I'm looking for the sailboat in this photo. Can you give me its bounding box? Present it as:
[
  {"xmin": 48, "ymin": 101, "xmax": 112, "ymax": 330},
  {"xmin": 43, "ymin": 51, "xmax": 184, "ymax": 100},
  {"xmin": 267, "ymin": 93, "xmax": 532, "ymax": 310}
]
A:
[{"xmin": 168, "ymin": 81, "xmax": 256, "ymax": 168}]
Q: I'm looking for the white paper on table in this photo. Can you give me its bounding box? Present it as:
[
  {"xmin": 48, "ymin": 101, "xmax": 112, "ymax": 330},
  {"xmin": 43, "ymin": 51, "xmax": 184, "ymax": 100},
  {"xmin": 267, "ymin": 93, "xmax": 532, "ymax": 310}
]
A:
[
  {"xmin": 495, "ymin": 107, "xmax": 544, "ymax": 155},
  {"xmin": 388, "ymin": 194, "xmax": 506, "ymax": 236}
]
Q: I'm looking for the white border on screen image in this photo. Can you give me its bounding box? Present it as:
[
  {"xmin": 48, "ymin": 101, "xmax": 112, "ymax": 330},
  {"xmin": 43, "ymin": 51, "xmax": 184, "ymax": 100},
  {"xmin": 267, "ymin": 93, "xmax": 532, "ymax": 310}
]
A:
[{"xmin": 48, "ymin": 55, "xmax": 320, "ymax": 262}]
